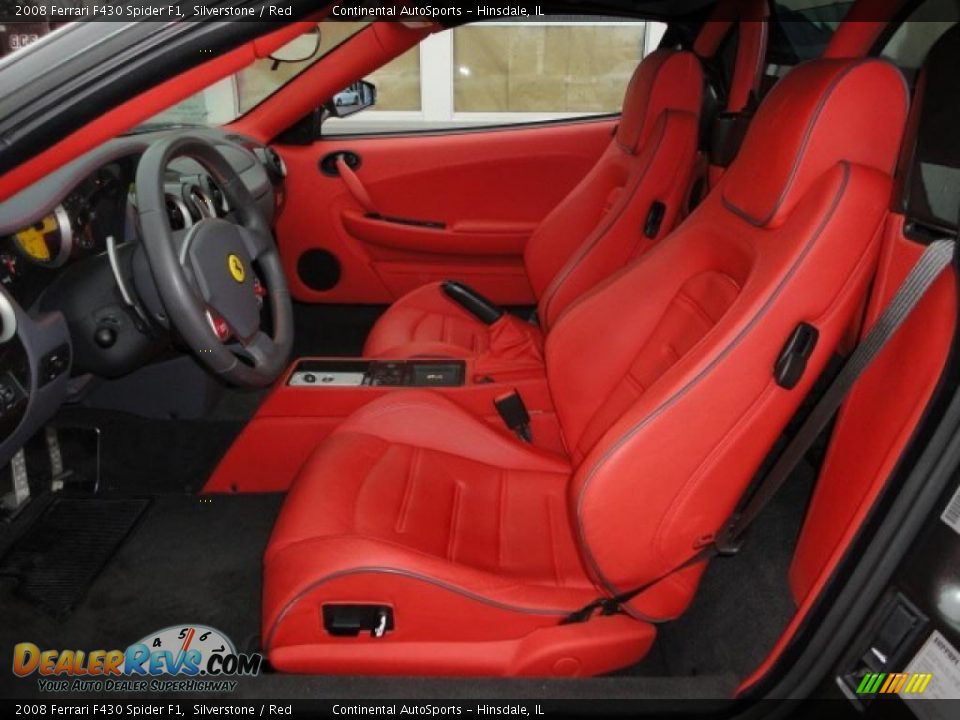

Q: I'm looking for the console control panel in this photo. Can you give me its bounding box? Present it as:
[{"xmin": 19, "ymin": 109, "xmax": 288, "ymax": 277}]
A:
[{"xmin": 288, "ymin": 359, "xmax": 465, "ymax": 388}]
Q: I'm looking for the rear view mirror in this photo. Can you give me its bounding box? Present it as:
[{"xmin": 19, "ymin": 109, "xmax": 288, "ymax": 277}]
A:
[
  {"xmin": 269, "ymin": 26, "xmax": 320, "ymax": 66},
  {"xmin": 325, "ymin": 80, "xmax": 377, "ymax": 119}
]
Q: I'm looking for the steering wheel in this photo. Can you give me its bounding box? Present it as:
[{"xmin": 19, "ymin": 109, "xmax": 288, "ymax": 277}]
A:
[{"xmin": 135, "ymin": 135, "xmax": 293, "ymax": 387}]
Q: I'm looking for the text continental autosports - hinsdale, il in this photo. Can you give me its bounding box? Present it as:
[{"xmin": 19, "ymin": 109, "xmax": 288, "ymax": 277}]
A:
[
  {"xmin": 332, "ymin": 5, "xmax": 545, "ymax": 18},
  {"xmin": 331, "ymin": 706, "xmax": 543, "ymax": 717}
]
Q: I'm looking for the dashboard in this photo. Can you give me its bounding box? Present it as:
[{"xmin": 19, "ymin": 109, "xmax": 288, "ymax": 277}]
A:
[
  {"xmin": 0, "ymin": 128, "xmax": 285, "ymax": 466},
  {"xmin": 0, "ymin": 161, "xmax": 131, "ymax": 309}
]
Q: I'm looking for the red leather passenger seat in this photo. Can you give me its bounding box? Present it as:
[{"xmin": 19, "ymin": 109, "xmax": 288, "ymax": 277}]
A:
[
  {"xmin": 263, "ymin": 57, "xmax": 908, "ymax": 677},
  {"xmin": 362, "ymin": 48, "xmax": 704, "ymax": 364},
  {"xmin": 362, "ymin": 12, "xmax": 770, "ymax": 369}
]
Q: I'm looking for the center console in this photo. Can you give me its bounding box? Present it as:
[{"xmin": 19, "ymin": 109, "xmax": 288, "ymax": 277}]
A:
[
  {"xmin": 206, "ymin": 355, "xmax": 561, "ymax": 495},
  {"xmin": 288, "ymin": 359, "xmax": 465, "ymax": 388}
]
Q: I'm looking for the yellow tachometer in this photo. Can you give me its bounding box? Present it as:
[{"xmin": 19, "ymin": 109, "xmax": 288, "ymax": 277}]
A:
[{"xmin": 11, "ymin": 205, "xmax": 72, "ymax": 266}]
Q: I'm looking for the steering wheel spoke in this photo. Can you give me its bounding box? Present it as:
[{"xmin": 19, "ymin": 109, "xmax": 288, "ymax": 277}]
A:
[
  {"xmin": 237, "ymin": 225, "xmax": 273, "ymax": 261},
  {"xmin": 237, "ymin": 330, "xmax": 277, "ymax": 369},
  {"xmin": 170, "ymin": 227, "xmax": 189, "ymax": 247}
]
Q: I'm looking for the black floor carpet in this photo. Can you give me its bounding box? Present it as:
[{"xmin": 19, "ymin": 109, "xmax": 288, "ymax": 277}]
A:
[
  {"xmin": 48, "ymin": 408, "xmax": 246, "ymax": 495},
  {"xmin": 0, "ymin": 493, "xmax": 282, "ymax": 696},
  {"xmin": 0, "ymin": 497, "xmax": 149, "ymax": 618},
  {"xmin": 645, "ymin": 459, "xmax": 818, "ymax": 679},
  {"xmin": 292, "ymin": 302, "xmax": 386, "ymax": 358}
]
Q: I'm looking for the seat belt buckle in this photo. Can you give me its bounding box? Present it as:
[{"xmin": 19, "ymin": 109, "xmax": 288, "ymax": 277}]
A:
[
  {"xmin": 710, "ymin": 516, "xmax": 744, "ymax": 557},
  {"xmin": 494, "ymin": 390, "xmax": 532, "ymax": 443}
]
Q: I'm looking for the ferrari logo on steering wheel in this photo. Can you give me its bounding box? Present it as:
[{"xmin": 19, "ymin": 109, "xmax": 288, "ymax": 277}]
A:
[{"xmin": 227, "ymin": 253, "xmax": 246, "ymax": 283}]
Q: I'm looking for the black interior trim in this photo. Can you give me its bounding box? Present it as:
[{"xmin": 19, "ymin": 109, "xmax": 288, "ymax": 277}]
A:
[
  {"xmin": 317, "ymin": 113, "xmax": 622, "ymax": 142},
  {"xmin": 0, "ymin": 7, "xmax": 317, "ymax": 175}
]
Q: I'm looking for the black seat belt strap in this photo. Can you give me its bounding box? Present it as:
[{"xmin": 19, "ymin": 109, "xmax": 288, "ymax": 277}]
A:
[{"xmin": 563, "ymin": 237, "xmax": 956, "ymax": 624}]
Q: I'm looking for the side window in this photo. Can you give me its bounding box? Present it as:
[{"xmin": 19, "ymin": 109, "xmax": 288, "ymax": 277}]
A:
[
  {"xmin": 147, "ymin": 20, "xmax": 373, "ymax": 127},
  {"xmin": 881, "ymin": 0, "xmax": 957, "ymax": 73},
  {"xmin": 234, "ymin": 22, "xmax": 371, "ymax": 114},
  {"xmin": 324, "ymin": 18, "xmax": 667, "ymax": 135},
  {"xmin": 766, "ymin": 0, "xmax": 854, "ymax": 71}
]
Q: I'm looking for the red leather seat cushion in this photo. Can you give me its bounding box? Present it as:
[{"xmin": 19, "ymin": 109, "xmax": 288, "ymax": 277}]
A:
[
  {"xmin": 263, "ymin": 392, "xmax": 657, "ymax": 675},
  {"xmin": 363, "ymin": 281, "xmax": 498, "ymax": 358},
  {"xmin": 363, "ymin": 280, "xmax": 544, "ymax": 361}
]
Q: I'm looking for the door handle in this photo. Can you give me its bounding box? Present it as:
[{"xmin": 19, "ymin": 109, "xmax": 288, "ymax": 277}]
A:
[
  {"xmin": 319, "ymin": 150, "xmax": 362, "ymax": 176},
  {"xmin": 334, "ymin": 155, "xmax": 378, "ymax": 215}
]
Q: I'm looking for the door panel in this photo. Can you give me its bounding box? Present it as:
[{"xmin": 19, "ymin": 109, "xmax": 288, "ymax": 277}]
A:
[{"xmin": 273, "ymin": 118, "xmax": 614, "ymax": 304}]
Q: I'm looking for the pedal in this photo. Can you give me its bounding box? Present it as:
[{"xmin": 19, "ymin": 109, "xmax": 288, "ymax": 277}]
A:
[
  {"xmin": 46, "ymin": 427, "xmax": 73, "ymax": 492},
  {"xmin": 1, "ymin": 448, "xmax": 31, "ymax": 518}
]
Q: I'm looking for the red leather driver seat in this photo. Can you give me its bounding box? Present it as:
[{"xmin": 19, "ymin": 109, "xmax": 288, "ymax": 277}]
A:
[{"xmin": 263, "ymin": 57, "xmax": 908, "ymax": 676}]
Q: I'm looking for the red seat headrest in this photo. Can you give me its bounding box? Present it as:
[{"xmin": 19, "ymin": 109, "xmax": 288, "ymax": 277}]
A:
[
  {"xmin": 722, "ymin": 58, "xmax": 909, "ymax": 227},
  {"xmin": 616, "ymin": 49, "xmax": 703, "ymax": 154}
]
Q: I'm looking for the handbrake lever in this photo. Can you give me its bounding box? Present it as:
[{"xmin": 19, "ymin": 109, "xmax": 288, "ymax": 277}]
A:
[{"xmin": 441, "ymin": 281, "xmax": 504, "ymax": 325}]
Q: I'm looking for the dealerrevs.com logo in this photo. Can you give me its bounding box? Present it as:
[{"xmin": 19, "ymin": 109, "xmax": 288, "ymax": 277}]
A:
[{"xmin": 12, "ymin": 625, "xmax": 262, "ymax": 693}]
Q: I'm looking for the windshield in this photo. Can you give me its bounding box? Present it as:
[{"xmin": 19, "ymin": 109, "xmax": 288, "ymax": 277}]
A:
[{"xmin": 137, "ymin": 20, "xmax": 370, "ymax": 129}]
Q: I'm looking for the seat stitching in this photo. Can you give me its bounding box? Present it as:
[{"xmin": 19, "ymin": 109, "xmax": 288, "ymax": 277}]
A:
[
  {"xmin": 577, "ymin": 375, "xmax": 643, "ymax": 457},
  {"xmin": 653, "ymin": 383, "xmax": 779, "ymax": 567},
  {"xmin": 540, "ymin": 112, "xmax": 671, "ymax": 325},
  {"xmin": 264, "ymin": 566, "xmax": 587, "ymax": 652},
  {"xmin": 722, "ymin": 59, "xmax": 908, "ymax": 227},
  {"xmin": 394, "ymin": 446, "xmax": 419, "ymax": 534},
  {"xmin": 497, "ymin": 469, "xmax": 507, "ymax": 569},
  {"xmin": 655, "ymin": 210, "xmax": 889, "ymax": 561},
  {"xmin": 352, "ymin": 442, "xmax": 395, "ymax": 534},
  {"xmin": 623, "ymin": 371, "xmax": 646, "ymax": 393},
  {"xmin": 674, "ymin": 288, "xmax": 722, "ymax": 327},
  {"xmin": 410, "ymin": 310, "xmax": 430, "ymax": 343},
  {"xmin": 447, "ymin": 481, "xmax": 465, "ymax": 561},
  {"xmin": 545, "ymin": 494, "xmax": 563, "ymax": 587},
  {"xmin": 574, "ymin": 164, "xmax": 851, "ymax": 618},
  {"xmin": 334, "ymin": 401, "xmax": 570, "ymax": 473},
  {"xmin": 663, "ymin": 343, "xmax": 682, "ymax": 362}
]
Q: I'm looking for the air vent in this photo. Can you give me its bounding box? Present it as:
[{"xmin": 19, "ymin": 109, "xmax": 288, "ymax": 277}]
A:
[
  {"xmin": 165, "ymin": 195, "xmax": 192, "ymax": 231},
  {"xmin": 255, "ymin": 146, "xmax": 287, "ymax": 181},
  {"xmin": 203, "ymin": 176, "xmax": 228, "ymax": 215},
  {"xmin": 266, "ymin": 148, "xmax": 287, "ymax": 178},
  {"xmin": 186, "ymin": 185, "xmax": 217, "ymax": 219}
]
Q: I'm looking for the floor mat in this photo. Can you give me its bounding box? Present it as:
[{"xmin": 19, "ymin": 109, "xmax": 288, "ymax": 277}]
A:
[
  {"xmin": 0, "ymin": 496, "xmax": 149, "ymax": 619},
  {"xmin": 649, "ymin": 458, "xmax": 817, "ymax": 678},
  {"xmin": 0, "ymin": 493, "xmax": 281, "ymax": 680},
  {"xmin": 51, "ymin": 408, "xmax": 246, "ymax": 495}
]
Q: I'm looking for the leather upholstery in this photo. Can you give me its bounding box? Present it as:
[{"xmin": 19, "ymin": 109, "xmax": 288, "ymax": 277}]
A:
[
  {"xmin": 364, "ymin": 11, "xmax": 774, "ymax": 364},
  {"xmin": 363, "ymin": 49, "xmax": 704, "ymax": 361},
  {"xmin": 264, "ymin": 58, "xmax": 909, "ymax": 675},
  {"xmin": 264, "ymin": 391, "xmax": 656, "ymax": 676},
  {"xmin": 722, "ymin": 59, "xmax": 907, "ymax": 227}
]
